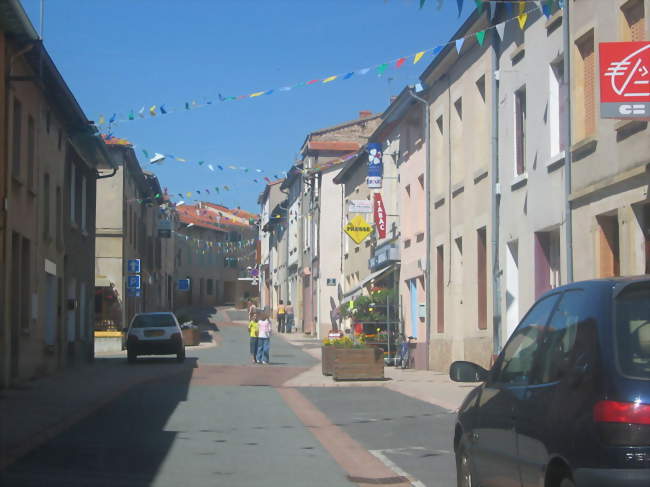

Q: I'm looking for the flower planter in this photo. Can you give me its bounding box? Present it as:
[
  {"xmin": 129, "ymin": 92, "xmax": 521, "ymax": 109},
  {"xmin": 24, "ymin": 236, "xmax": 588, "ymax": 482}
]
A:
[
  {"xmin": 321, "ymin": 346, "xmax": 336, "ymax": 376},
  {"xmin": 332, "ymin": 347, "xmax": 384, "ymax": 381}
]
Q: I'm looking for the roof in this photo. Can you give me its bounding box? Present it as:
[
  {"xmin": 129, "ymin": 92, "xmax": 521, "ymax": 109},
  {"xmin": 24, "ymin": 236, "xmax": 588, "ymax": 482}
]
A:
[
  {"xmin": 333, "ymin": 150, "xmax": 366, "ymax": 184},
  {"xmin": 307, "ymin": 141, "xmax": 361, "ymax": 152},
  {"xmin": 298, "ymin": 112, "xmax": 382, "ymax": 155},
  {"xmin": 176, "ymin": 205, "xmax": 229, "ymax": 232},
  {"xmin": 257, "ymin": 178, "xmax": 286, "ymax": 205}
]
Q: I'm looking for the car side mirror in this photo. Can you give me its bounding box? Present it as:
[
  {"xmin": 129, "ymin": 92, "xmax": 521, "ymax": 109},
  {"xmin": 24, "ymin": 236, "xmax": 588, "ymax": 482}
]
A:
[{"xmin": 449, "ymin": 361, "xmax": 489, "ymax": 383}]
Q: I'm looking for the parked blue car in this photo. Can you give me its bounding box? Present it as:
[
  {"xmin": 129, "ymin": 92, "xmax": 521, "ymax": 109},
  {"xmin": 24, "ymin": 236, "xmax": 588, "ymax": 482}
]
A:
[{"xmin": 450, "ymin": 277, "xmax": 650, "ymax": 487}]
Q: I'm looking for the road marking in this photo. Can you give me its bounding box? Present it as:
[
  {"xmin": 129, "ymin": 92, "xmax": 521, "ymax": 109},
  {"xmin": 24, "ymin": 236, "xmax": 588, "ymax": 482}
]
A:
[{"xmin": 369, "ymin": 449, "xmax": 427, "ymax": 487}]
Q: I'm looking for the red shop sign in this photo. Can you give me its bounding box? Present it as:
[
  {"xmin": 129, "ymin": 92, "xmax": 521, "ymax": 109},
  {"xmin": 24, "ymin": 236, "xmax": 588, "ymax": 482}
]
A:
[
  {"xmin": 599, "ymin": 41, "xmax": 650, "ymax": 119},
  {"xmin": 373, "ymin": 193, "xmax": 386, "ymax": 239}
]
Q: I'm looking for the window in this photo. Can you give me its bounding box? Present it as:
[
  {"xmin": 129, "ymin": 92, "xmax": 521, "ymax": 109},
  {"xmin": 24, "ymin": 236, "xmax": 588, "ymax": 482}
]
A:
[
  {"xmin": 537, "ymin": 290, "xmax": 597, "ymax": 384},
  {"xmin": 12, "ymin": 98, "xmax": 22, "ymax": 180},
  {"xmin": 597, "ymin": 213, "xmax": 620, "ymax": 277},
  {"xmin": 621, "ymin": 0, "xmax": 646, "ymax": 42},
  {"xmin": 615, "ymin": 282, "xmax": 650, "ymax": 380},
  {"xmin": 43, "ymin": 173, "xmax": 51, "ymax": 239},
  {"xmin": 514, "ymin": 86, "xmax": 527, "ymax": 175},
  {"xmin": 27, "ymin": 115, "xmax": 35, "ymax": 189},
  {"xmin": 549, "ymin": 59, "xmax": 566, "ymax": 157},
  {"xmin": 477, "ymin": 227, "xmax": 487, "ymax": 330},
  {"xmin": 506, "ymin": 240, "xmax": 520, "ymax": 339},
  {"xmin": 476, "ymin": 74, "xmax": 486, "ymax": 102},
  {"xmin": 56, "ymin": 186, "xmax": 62, "ymax": 246},
  {"xmin": 451, "ymin": 96, "xmax": 464, "ymax": 184},
  {"xmin": 575, "ymin": 30, "xmax": 596, "ymax": 140},
  {"xmin": 57, "ymin": 128, "xmax": 63, "ymax": 151},
  {"xmin": 534, "ymin": 229, "xmax": 561, "ymax": 299},
  {"xmin": 493, "ymin": 293, "xmax": 560, "ymax": 385},
  {"xmin": 81, "ymin": 175, "xmax": 87, "ymax": 232},
  {"xmin": 69, "ymin": 163, "xmax": 76, "ymax": 224},
  {"xmin": 436, "ymin": 245, "xmax": 444, "ymax": 333}
]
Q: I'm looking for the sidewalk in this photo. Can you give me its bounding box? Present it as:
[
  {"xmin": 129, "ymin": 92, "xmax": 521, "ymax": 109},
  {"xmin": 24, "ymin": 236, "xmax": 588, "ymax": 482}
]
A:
[
  {"xmin": 279, "ymin": 333, "xmax": 471, "ymax": 412},
  {"xmin": 0, "ymin": 308, "xmax": 223, "ymax": 471}
]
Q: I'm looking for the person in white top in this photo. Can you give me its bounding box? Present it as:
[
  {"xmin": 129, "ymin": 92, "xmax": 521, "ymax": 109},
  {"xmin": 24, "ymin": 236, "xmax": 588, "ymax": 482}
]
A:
[{"xmin": 256, "ymin": 314, "xmax": 273, "ymax": 364}]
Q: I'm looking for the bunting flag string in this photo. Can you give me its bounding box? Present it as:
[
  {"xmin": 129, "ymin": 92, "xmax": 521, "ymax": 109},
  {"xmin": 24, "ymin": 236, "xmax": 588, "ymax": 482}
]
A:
[{"xmin": 97, "ymin": 0, "xmax": 557, "ymax": 129}]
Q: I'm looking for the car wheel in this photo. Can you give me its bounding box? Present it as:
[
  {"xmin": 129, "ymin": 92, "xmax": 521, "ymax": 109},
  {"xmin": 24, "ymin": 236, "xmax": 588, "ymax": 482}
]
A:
[
  {"xmin": 456, "ymin": 445, "xmax": 474, "ymax": 487},
  {"xmin": 127, "ymin": 350, "xmax": 137, "ymax": 364},
  {"xmin": 176, "ymin": 349, "xmax": 186, "ymax": 363},
  {"xmin": 559, "ymin": 477, "xmax": 576, "ymax": 487}
]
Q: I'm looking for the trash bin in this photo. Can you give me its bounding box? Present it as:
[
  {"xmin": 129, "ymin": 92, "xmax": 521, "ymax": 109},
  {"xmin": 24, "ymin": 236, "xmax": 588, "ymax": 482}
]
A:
[{"xmin": 181, "ymin": 322, "xmax": 201, "ymax": 346}]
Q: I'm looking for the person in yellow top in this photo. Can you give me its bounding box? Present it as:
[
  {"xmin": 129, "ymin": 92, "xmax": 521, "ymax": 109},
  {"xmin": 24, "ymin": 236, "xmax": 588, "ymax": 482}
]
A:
[
  {"xmin": 248, "ymin": 314, "xmax": 259, "ymax": 363},
  {"xmin": 277, "ymin": 300, "xmax": 286, "ymax": 333}
]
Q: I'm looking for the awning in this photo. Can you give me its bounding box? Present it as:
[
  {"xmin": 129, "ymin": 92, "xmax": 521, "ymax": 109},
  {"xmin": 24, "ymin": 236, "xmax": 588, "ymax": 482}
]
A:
[{"xmin": 341, "ymin": 264, "xmax": 396, "ymax": 301}]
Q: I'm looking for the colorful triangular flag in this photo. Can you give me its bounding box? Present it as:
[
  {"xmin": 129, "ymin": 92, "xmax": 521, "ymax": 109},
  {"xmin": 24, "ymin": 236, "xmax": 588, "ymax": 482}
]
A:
[
  {"xmin": 413, "ymin": 51, "xmax": 425, "ymax": 64},
  {"xmin": 455, "ymin": 38, "xmax": 465, "ymax": 54},
  {"xmin": 376, "ymin": 63, "xmax": 388, "ymax": 76},
  {"xmin": 396, "ymin": 58, "xmax": 406, "ymax": 68},
  {"xmin": 149, "ymin": 105, "xmax": 157, "ymax": 116},
  {"xmin": 160, "ymin": 105, "xmax": 167, "ymax": 114},
  {"xmin": 476, "ymin": 30, "xmax": 486, "ymax": 46},
  {"xmin": 518, "ymin": 1, "xmax": 528, "ymax": 30},
  {"xmin": 456, "ymin": 0, "xmax": 463, "ymax": 17},
  {"xmin": 495, "ymin": 22, "xmax": 506, "ymax": 40}
]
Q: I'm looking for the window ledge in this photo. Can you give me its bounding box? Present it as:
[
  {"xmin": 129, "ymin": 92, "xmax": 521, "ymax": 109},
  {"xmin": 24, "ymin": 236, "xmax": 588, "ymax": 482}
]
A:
[
  {"xmin": 510, "ymin": 44, "xmax": 525, "ymax": 64},
  {"xmin": 510, "ymin": 172, "xmax": 528, "ymax": 191},
  {"xmin": 451, "ymin": 182, "xmax": 464, "ymax": 198},
  {"xmin": 571, "ymin": 136, "xmax": 598, "ymax": 161},
  {"xmin": 545, "ymin": 9, "xmax": 562, "ymax": 33},
  {"xmin": 615, "ymin": 119, "xmax": 647, "ymax": 142},
  {"xmin": 546, "ymin": 151, "xmax": 566, "ymax": 172},
  {"xmin": 473, "ymin": 167, "xmax": 488, "ymax": 184}
]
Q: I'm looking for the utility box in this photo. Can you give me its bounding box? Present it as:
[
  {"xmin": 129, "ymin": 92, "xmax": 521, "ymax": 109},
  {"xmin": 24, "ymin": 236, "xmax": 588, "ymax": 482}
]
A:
[{"xmin": 418, "ymin": 303, "xmax": 426, "ymax": 319}]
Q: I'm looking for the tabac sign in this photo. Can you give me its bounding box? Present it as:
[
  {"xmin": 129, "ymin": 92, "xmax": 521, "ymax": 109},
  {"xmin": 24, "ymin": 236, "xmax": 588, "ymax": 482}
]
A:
[
  {"xmin": 373, "ymin": 193, "xmax": 387, "ymax": 239},
  {"xmin": 600, "ymin": 42, "xmax": 650, "ymax": 119},
  {"xmin": 344, "ymin": 215, "xmax": 373, "ymax": 244}
]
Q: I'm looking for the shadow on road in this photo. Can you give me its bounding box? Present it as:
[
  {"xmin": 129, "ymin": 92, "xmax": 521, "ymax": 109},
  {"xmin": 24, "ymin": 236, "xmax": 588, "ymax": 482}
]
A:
[{"xmin": 0, "ymin": 358, "xmax": 198, "ymax": 487}]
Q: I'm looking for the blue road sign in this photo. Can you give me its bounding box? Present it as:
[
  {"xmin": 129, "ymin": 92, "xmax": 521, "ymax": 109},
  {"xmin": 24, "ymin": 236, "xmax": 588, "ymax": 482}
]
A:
[
  {"xmin": 127, "ymin": 259, "xmax": 141, "ymax": 274},
  {"xmin": 178, "ymin": 279, "xmax": 190, "ymax": 291},
  {"xmin": 127, "ymin": 288, "xmax": 142, "ymax": 297},
  {"xmin": 127, "ymin": 275, "xmax": 141, "ymax": 290}
]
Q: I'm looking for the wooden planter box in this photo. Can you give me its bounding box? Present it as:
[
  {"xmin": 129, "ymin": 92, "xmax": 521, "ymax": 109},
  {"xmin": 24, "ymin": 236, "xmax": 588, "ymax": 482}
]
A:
[
  {"xmin": 332, "ymin": 347, "xmax": 384, "ymax": 381},
  {"xmin": 322, "ymin": 346, "xmax": 336, "ymax": 376},
  {"xmin": 182, "ymin": 328, "xmax": 200, "ymax": 346}
]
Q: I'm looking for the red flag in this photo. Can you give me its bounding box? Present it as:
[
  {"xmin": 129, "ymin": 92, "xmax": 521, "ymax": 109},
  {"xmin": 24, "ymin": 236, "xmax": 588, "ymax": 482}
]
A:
[
  {"xmin": 264, "ymin": 177, "xmax": 271, "ymax": 183},
  {"xmin": 396, "ymin": 57, "xmax": 406, "ymax": 68}
]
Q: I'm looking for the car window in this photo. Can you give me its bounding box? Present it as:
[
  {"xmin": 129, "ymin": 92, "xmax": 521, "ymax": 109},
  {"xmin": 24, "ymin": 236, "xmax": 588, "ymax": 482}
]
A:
[
  {"xmin": 493, "ymin": 294, "xmax": 559, "ymax": 386},
  {"xmin": 536, "ymin": 290, "xmax": 598, "ymax": 384},
  {"xmin": 615, "ymin": 282, "xmax": 650, "ymax": 380},
  {"xmin": 131, "ymin": 314, "xmax": 177, "ymax": 328}
]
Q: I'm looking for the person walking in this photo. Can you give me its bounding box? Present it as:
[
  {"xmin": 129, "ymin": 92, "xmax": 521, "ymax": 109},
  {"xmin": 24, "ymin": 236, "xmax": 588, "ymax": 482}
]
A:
[
  {"xmin": 276, "ymin": 300, "xmax": 286, "ymax": 333},
  {"xmin": 247, "ymin": 300, "xmax": 256, "ymax": 321},
  {"xmin": 248, "ymin": 313, "xmax": 259, "ymax": 363},
  {"xmin": 256, "ymin": 313, "xmax": 272, "ymax": 364},
  {"xmin": 285, "ymin": 301, "xmax": 294, "ymax": 334}
]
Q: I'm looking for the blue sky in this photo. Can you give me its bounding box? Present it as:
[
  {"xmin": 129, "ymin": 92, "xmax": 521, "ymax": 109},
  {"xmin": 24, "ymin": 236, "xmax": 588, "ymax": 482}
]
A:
[{"xmin": 22, "ymin": 0, "xmax": 471, "ymax": 212}]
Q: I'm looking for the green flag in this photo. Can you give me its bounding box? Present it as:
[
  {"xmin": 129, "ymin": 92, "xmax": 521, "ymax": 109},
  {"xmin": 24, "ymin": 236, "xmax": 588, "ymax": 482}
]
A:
[
  {"xmin": 128, "ymin": 110, "xmax": 134, "ymax": 121},
  {"xmin": 476, "ymin": 30, "xmax": 486, "ymax": 46},
  {"xmin": 419, "ymin": 0, "xmax": 426, "ymax": 8},
  {"xmin": 376, "ymin": 63, "xmax": 388, "ymax": 76}
]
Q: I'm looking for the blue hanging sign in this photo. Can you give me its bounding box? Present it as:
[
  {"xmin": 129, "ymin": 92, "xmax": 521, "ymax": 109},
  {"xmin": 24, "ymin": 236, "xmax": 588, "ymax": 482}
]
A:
[{"xmin": 366, "ymin": 142, "xmax": 383, "ymax": 188}]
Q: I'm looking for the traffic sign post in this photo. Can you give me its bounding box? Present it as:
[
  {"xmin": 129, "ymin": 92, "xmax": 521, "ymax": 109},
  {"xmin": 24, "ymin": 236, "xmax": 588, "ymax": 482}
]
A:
[
  {"xmin": 127, "ymin": 259, "xmax": 141, "ymax": 274},
  {"xmin": 178, "ymin": 279, "xmax": 190, "ymax": 291},
  {"xmin": 127, "ymin": 275, "xmax": 141, "ymax": 290}
]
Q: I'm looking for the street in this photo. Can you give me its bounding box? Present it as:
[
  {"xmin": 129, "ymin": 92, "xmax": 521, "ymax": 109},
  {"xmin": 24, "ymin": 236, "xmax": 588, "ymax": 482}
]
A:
[{"xmin": 0, "ymin": 321, "xmax": 457, "ymax": 487}]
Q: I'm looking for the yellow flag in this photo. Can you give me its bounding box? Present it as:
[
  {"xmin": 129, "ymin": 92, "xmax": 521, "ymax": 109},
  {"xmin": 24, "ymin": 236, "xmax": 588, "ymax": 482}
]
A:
[
  {"xmin": 413, "ymin": 51, "xmax": 425, "ymax": 64},
  {"xmin": 518, "ymin": 1, "xmax": 528, "ymax": 30},
  {"xmin": 98, "ymin": 114, "xmax": 106, "ymax": 125},
  {"xmin": 322, "ymin": 75, "xmax": 337, "ymax": 83},
  {"xmin": 186, "ymin": 192, "xmax": 192, "ymax": 198},
  {"xmin": 176, "ymin": 157, "xmax": 187, "ymax": 162},
  {"xmin": 149, "ymin": 105, "xmax": 157, "ymax": 116},
  {"xmin": 249, "ymin": 91, "xmax": 265, "ymax": 97}
]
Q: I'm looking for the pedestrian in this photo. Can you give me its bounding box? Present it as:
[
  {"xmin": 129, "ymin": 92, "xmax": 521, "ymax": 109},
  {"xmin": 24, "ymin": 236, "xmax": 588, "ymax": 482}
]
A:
[
  {"xmin": 276, "ymin": 300, "xmax": 286, "ymax": 333},
  {"xmin": 248, "ymin": 313, "xmax": 259, "ymax": 363},
  {"xmin": 285, "ymin": 301, "xmax": 294, "ymax": 334},
  {"xmin": 247, "ymin": 300, "xmax": 256, "ymax": 321},
  {"xmin": 256, "ymin": 312, "xmax": 272, "ymax": 364}
]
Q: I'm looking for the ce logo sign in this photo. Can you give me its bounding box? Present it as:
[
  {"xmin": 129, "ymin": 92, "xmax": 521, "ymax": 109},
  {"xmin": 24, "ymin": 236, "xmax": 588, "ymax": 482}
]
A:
[{"xmin": 618, "ymin": 104, "xmax": 647, "ymax": 115}]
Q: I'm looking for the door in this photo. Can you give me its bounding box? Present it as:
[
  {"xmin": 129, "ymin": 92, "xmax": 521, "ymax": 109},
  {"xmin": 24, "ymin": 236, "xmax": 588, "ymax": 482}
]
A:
[
  {"xmin": 516, "ymin": 289, "xmax": 599, "ymax": 487},
  {"xmin": 472, "ymin": 293, "xmax": 560, "ymax": 487}
]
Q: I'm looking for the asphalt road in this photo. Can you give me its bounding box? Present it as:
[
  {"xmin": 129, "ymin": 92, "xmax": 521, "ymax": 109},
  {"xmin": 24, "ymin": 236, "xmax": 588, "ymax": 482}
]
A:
[{"xmin": 0, "ymin": 323, "xmax": 456, "ymax": 487}]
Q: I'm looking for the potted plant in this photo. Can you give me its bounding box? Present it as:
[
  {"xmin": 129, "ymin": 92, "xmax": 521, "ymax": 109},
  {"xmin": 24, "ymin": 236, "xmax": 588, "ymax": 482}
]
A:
[{"xmin": 321, "ymin": 334, "xmax": 384, "ymax": 380}]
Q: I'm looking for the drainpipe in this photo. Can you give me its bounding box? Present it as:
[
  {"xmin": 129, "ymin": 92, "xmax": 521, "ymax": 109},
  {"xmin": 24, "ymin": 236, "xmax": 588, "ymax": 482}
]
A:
[
  {"xmin": 491, "ymin": 28, "xmax": 502, "ymax": 356},
  {"xmin": 407, "ymin": 87, "xmax": 430, "ymax": 370},
  {"xmin": 562, "ymin": 2, "xmax": 574, "ymax": 283}
]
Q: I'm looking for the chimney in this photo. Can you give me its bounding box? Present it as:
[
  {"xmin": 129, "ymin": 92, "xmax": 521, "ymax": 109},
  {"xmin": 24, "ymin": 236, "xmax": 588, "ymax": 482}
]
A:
[
  {"xmin": 390, "ymin": 96, "xmax": 397, "ymax": 103},
  {"xmin": 359, "ymin": 110, "xmax": 372, "ymax": 118}
]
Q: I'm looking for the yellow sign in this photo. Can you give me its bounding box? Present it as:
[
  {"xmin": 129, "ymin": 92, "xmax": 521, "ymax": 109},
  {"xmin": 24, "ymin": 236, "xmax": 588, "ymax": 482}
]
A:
[{"xmin": 344, "ymin": 215, "xmax": 372, "ymax": 244}]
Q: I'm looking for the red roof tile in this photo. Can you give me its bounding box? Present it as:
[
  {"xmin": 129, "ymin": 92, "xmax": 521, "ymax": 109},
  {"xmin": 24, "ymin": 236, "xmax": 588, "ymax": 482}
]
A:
[{"xmin": 307, "ymin": 141, "xmax": 361, "ymax": 152}]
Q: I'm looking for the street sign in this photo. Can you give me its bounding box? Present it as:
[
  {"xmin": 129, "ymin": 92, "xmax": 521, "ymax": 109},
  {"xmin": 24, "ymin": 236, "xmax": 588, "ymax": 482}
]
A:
[
  {"xmin": 126, "ymin": 275, "xmax": 141, "ymax": 290},
  {"xmin": 599, "ymin": 42, "xmax": 650, "ymax": 119},
  {"xmin": 326, "ymin": 278, "xmax": 337, "ymax": 286},
  {"xmin": 344, "ymin": 215, "xmax": 373, "ymax": 245},
  {"xmin": 127, "ymin": 259, "xmax": 141, "ymax": 273},
  {"xmin": 366, "ymin": 143, "xmax": 383, "ymax": 188},
  {"xmin": 127, "ymin": 288, "xmax": 142, "ymax": 297},
  {"xmin": 178, "ymin": 279, "xmax": 190, "ymax": 291},
  {"xmin": 348, "ymin": 200, "xmax": 372, "ymax": 213}
]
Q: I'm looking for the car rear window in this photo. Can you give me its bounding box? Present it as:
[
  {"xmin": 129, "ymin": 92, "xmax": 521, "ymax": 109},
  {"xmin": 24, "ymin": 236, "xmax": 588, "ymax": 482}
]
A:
[
  {"xmin": 131, "ymin": 314, "xmax": 177, "ymax": 328},
  {"xmin": 615, "ymin": 283, "xmax": 650, "ymax": 380}
]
